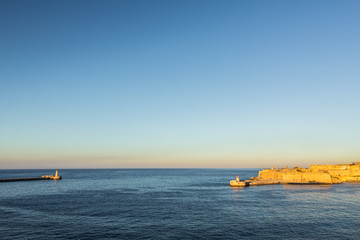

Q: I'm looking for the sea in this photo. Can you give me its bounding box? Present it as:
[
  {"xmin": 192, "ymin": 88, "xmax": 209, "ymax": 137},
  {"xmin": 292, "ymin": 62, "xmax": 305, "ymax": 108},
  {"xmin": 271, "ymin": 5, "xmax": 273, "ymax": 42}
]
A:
[{"xmin": 0, "ymin": 169, "xmax": 360, "ymax": 240}]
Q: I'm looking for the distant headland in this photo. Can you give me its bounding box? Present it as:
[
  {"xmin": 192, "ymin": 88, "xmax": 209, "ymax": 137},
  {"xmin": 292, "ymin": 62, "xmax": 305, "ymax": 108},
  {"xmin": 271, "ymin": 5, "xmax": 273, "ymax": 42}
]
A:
[{"xmin": 231, "ymin": 162, "xmax": 360, "ymax": 187}]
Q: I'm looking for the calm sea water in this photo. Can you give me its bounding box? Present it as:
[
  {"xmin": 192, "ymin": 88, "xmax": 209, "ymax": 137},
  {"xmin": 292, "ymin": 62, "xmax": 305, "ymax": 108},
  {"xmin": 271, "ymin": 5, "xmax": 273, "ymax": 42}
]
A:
[{"xmin": 1, "ymin": 169, "xmax": 360, "ymax": 240}]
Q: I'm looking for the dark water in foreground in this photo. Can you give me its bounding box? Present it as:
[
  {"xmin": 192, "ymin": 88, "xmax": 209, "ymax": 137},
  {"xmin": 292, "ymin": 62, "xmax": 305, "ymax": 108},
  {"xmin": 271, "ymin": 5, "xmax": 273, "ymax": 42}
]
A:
[{"xmin": 1, "ymin": 169, "xmax": 360, "ymax": 240}]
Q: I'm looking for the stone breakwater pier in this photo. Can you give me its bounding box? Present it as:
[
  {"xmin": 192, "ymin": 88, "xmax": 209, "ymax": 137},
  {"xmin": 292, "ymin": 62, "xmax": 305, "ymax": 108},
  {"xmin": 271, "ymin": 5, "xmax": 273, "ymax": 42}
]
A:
[
  {"xmin": 0, "ymin": 170, "xmax": 62, "ymax": 182},
  {"xmin": 230, "ymin": 162, "xmax": 360, "ymax": 187}
]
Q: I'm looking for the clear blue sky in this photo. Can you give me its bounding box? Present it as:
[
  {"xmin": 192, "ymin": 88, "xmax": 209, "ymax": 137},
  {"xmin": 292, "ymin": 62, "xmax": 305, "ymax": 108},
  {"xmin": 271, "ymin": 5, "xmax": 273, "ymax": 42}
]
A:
[{"xmin": 1, "ymin": 0, "xmax": 359, "ymax": 168}]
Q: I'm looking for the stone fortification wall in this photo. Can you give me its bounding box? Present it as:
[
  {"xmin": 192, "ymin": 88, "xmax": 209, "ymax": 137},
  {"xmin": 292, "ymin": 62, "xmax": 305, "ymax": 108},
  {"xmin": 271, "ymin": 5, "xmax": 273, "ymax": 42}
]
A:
[
  {"xmin": 310, "ymin": 163, "xmax": 360, "ymax": 179},
  {"xmin": 256, "ymin": 162, "xmax": 360, "ymax": 184},
  {"xmin": 258, "ymin": 169, "xmax": 283, "ymax": 180},
  {"xmin": 341, "ymin": 176, "xmax": 360, "ymax": 182},
  {"xmin": 282, "ymin": 172, "xmax": 333, "ymax": 184}
]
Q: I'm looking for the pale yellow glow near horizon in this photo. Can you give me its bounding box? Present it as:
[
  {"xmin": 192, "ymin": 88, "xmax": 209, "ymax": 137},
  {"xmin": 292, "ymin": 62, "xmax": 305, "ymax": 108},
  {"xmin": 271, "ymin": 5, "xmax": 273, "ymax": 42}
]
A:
[
  {"xmin": 1, "ymin": 138, "xmax": 359, "ymax": 169},
  {"xmin": 0, "ymin": 152, "xmax": 358, "ymax": 169}
]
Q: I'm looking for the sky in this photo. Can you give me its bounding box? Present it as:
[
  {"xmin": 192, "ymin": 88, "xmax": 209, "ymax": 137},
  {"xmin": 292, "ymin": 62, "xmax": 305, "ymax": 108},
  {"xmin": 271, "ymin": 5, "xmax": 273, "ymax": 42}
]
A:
[{"xmin": 1, "ymin": 0, "xmax": 360, "ymax": 169}]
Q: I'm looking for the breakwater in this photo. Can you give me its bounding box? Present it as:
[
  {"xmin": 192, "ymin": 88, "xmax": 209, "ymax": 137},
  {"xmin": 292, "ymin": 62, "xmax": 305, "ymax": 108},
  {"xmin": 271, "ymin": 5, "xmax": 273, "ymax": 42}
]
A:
[
  {"xmin": 0, "ymin": 171, "xmax": 62, "ymax": 182},
  {"xmin": 0, "ymin": 177, "xmax": 54, "ymax": 182}
]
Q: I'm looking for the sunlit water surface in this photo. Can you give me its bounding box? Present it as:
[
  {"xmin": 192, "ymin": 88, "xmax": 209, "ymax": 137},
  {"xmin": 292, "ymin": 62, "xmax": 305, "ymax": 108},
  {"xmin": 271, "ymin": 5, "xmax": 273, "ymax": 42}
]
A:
[{"xmin": 1, "ymin": 169, "xmax": 360, "ymax": 239}]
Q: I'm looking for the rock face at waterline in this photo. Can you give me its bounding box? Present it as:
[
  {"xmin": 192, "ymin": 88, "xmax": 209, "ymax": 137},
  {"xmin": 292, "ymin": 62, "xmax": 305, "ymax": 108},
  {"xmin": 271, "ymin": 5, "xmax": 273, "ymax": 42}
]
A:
[{"xmin": 230, "ymin": 162, "xmax": 360, "ymax": 187}]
